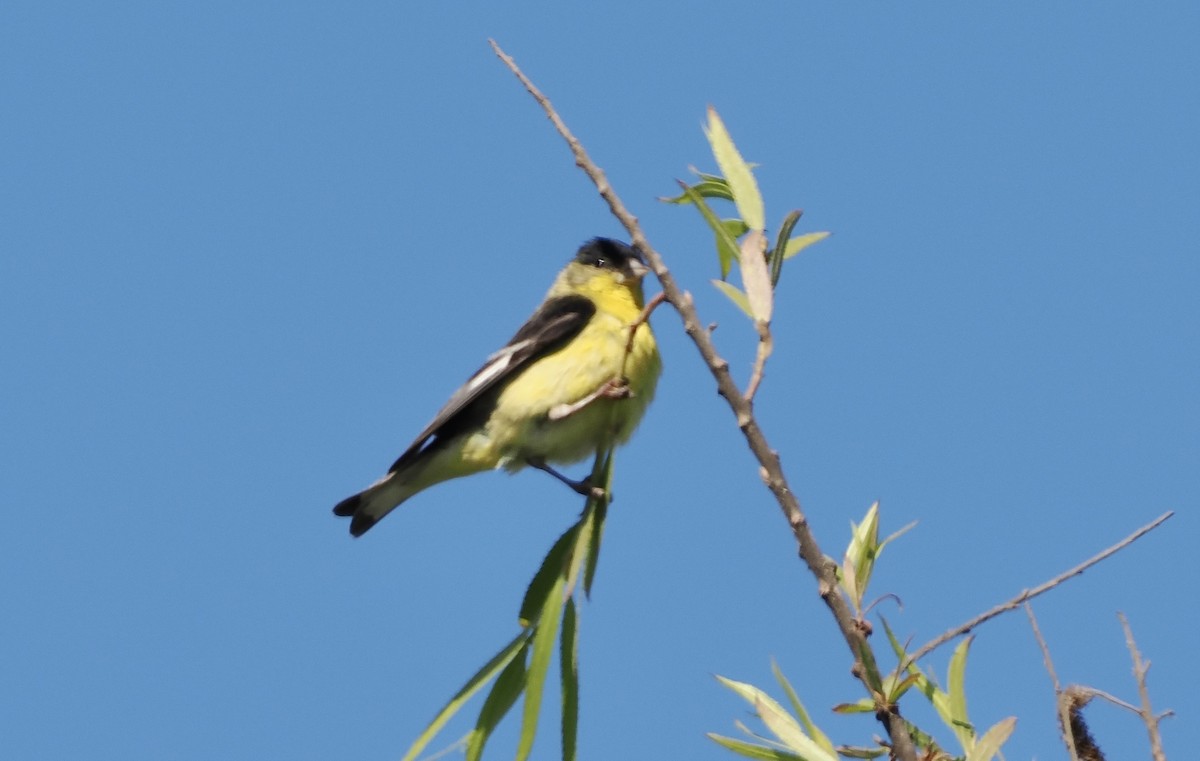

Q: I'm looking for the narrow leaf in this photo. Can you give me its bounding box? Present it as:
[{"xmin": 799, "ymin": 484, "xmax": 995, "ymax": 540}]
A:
[
  {"xmin": 516, "ymin": 575, "xmax": 567, "ymax": 761},
  {"xmin": 661, "ymin": 179, "xmax": 736, "ymax": 204},
  {"xmin": 722, "ymin": 218, "xmax": 751, "ymax": 241},
  {"xmin": 678, "ymin": 180, "xmax": 741, "ymax": 278},
  {"xmin": 714, "ymin": 676, "xmax": 836, "ymax": 761},
  {"xmin": 838, "ymin": 746, "xmax": 890, "ymax": 759},
  {"xmin": 401, "ymin": 628, "xmax": 533, "ymax": 761},
  {"xmin": 876, "ymin": 520, "xmax": 917, "ymax": 558},
  {"xmin": 770, "ymin": 210, "xmax": 802, "ymax": 286},
  {"xmin": 887, "ymin": 672, "xmax": 922, "ymax": 702},
  {"xmin": 519, "ymin": 524, "xmax": 576, "ymax": 626},
  {"xmin": 739, "ymin": 229, "xmax": 773, "ymax": 323},
  {"xmin": 880, "ymin": 616, "xmax": 910, "ymax": 665},
  {"xmin": 770, "ymin": 661, "xmax": 836, "ymax": 758},
  {"xmin": 856, "ymin": 640, "xmax": 887, "ymax": 695},
  {"xmin": 583, "ymin": 449, "xmax": 614, "ymax": 597},
  {"xmin": 707, "ymin": 734, "xmax": 807, "ymax": 761},
  {"xmin": 844, "ymin": 503, "xmax": 880, "ymax": 606},
  {"xmin": 832, "ymin": 699, "xmax": 875, "ymax": 714},
  {"xmin": 946, "ymin": 636, "xmax": 975, "ymax": 751},
  {"xmin": 561, "ymin": 600, "xmax": 580, "ymax": 761},
  {"xmin": 563, "ymin": 503, "xmax": 595, "ymax": 602},
  {"xmin": 465, "ymin": 642, "xmax": 529, "ymax": 761},
  {"xmin": 966, "ymin": 717, "xmax": 1016, "ymax": 761},
  {"xmin": 733, "ymin": 719, "xmax": 790, "ymax": 750},
  {"xmin": 782, "ymin": 231, "xmax": 831, "ymax": 259},
  {"xmin": 712, "ymin": 280, "xmax": 753, "ymax": 317},
  {"xmin": 706, "ymin": 106, "xmax": 765, "ymax": 230}
]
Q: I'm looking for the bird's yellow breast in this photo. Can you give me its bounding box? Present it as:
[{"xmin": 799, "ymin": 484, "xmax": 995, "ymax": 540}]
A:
[{"xmin": 472, "ymin": 275, "xmax": 660, "ymax": 469}]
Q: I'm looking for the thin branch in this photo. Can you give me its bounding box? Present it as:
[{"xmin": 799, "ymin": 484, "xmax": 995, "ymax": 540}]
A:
[
  {"xmin": 1119, "ymin": 612, "xmax": 1170, "ymax": 761},
  {"xmin": 1085, "ymin": 686, "xmax": 1142, "ymax": 714},
  {"xmin": 1025, "ymin": 603, "xmax": 1080, "ymax": 761},
  {"xmin": 624, "ymin": 291, "xmax": 666, "ymax": 361},
  {"xmin": 910, "ymin": 511, "xmax": 1173, "ymax": 665},
  {"xmin": 1024, "ymin": 603, "xmax": 1061, "ymax": 693},
  {"xmin": 488, "ymin": 38, "xmax": 920, "ymax": 761}
]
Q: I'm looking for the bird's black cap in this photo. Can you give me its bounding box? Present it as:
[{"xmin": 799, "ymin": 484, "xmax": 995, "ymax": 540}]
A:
[{"xmin": 574, "ymin": 237, "xmax": 645, "ymax": 270}]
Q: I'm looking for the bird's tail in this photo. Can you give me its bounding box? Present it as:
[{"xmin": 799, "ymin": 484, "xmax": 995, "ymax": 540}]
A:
[{"xmin": 333, "ymin": 472, "xmax": 418, "ymax": 537}]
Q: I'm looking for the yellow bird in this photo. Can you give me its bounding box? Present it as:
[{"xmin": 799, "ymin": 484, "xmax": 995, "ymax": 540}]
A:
[{"xmin": 334, "ymin": 238, "xmax": 661, "ymax": 536}]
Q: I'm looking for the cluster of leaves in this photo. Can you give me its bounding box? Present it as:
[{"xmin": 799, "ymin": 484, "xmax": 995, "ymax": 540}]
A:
[
  {"xmin": 663, "ymin": 106, "xmax": 829, "ymax": 323},
  {"xmin": 710, "ymin": 503, "xmax": 1016, "ymax": 761},
  {"xmin": 401, "ymin": 452, "xmax": 614, "ymax": 761}
]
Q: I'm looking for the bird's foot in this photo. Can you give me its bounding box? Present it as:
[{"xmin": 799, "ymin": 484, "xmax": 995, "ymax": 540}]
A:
[
  {"xmin": 547, "ymin": 377, "xmax": 632, "ymax": 421},
  {"xmin": 527, "ymin": 458, "xmax": 608, "ymax": 501}
]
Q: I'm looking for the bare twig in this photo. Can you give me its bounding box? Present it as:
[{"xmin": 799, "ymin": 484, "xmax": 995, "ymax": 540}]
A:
[
  {"xmin": 1085, "ymin": 686, "xmax": 1142, "ymax": 714},
  {"xmin": 1119, "ymin": 612, "xmax": 1170, "ymax": 761},
  {"xmin": 1024, "ymin": 603, "xmax": 1080, "ymax": 761},
  {"xmin": 625, "ymin": 291, "xmax": 666, "ymax": 360},
  {"xmin": 910, "ymin": 511, "xmax": 1173, "ymax": 665},
  {"xmin": 488, "ymin": 38, "xmax": 920, "ymax": 761}
]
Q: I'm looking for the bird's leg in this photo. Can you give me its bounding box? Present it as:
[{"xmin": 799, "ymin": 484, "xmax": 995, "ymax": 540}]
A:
[
  {"xmin": 547, "ymin": 378, "xmax": 632, "ymax": 422},
  {"xmin": 527, "ymin": 458, "xmax": 607, "ymax": 500}
]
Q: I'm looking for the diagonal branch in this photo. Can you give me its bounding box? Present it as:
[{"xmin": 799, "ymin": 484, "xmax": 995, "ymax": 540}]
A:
[
  {"xmin": 489, "ymin": 38, "xmax": 919, "ymax": 761},
  {"xmin": 910, "ymin": 512, "xmax": 1173, "ymax": 665}
]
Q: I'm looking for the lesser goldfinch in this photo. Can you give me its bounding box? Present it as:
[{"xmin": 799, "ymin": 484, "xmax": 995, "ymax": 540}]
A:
[{"xmin": 333, "ymin": 238, "xmax": 661, "ymax": 536}]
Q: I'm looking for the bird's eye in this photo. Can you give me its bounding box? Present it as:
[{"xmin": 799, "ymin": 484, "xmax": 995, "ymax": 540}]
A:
[{"xmin": 594, "ymin": 257, "xmax": 608, "ymax": 268}]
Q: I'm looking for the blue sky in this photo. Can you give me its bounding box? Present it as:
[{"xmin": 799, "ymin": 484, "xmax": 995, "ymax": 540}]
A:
[{"xmin": 3, "ymin": 3, "xmax": 1196, "ymax": 760}]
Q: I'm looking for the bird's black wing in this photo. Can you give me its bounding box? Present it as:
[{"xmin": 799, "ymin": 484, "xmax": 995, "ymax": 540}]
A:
[{"xmin": 386, "ymin": 293, "xmax": 596, "ymax": 472}]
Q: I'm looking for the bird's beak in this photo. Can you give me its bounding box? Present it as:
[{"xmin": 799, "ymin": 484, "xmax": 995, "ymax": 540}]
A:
[{"xmin": 628, "ymin": 258, "xmax": 649, "ymax": 280}]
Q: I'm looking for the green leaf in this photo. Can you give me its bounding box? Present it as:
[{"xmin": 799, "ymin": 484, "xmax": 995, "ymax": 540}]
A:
[
  {"xmin": 516, "ymin": 574, "xmax": 567, "ymax": 761},
  {"xmin": 855, "ymin": 640, "xmax": 886, "ymax": 695},
  {"xmin": 838, "ymin": 746, "xmax": 890, "ymax": 759},
  {"xmin": 722, "ymin": 218, "xmax": 751, "ymax": 242},
  {"xmin": 843, "ymin": 502, "xmax": 880, "ymax": 609},
  {"xmin": 739, "ymin": 229, "xmax": 773, "ymax": 323},
  {"xmin": 560, "ymin": 600, "xmax": 580, "ymax": 761},
  {"xmin": 771, "ymin": 660, "xmax": 836, "ymax": 758},
  {"xmin": 770, "ymin": 210, "xmax": 802, "ymax": 287},
  {"xmin": 876, "ymin": 520, "xmax": 917, "ymax": 559},
  {"xmin": 705, "ymin": 106, "xmax": 765, "ymax": 230},
  {"xmin": 563, "ymin": 504, "xmax": 595, "ymax": 603},
  {"xmin": 582, "ymin": 449, "xmax": 613, "ymax": 597},
  {"xmin": 966, "ymin": 717, "xmax": 1016, "ymax": 761},
  {"xmin": 904, "ymin": 718, "xmax": 946, "ymax": 757},
  {"xmin": 518, "ymin": 524, "xmax": 576, "ymax": 626},
  {"xmin": 782, "ymin": 231, "xmax": 831, "ymax": 259},
  {"xmin": 712, "ymin": 280, "xmax": 753, "ymax": 317},
  {"xmin": 832, "ymin": 698, "xmax": 875, "ymax": 714},
  {"xmin": 886, "ymin": 672, "xmax": 922, "ymax": 703},
  {"xmin": 714, "ymin": 676, "xmax": 837, "ymax": 761},
  {"xmin": 880, "ymin": 616, "xmax": 910, "ymax": 665},
  {"xmin": 661, "ymin": 179, "xmax": 736, "ymax": 204},
  {"xmin": 946, "ymin": 636, "xmax": 975, "ymax": 751},
  {"xmin": 582, "ymin": 498, "xmax": 607, "ymax": 598},
  {"xmin": 678, "ymin": 180, "xmax": 741, "ymax": 278},
  {"xmin": 401, "ymin": 627, "xmax": 534, "ymax": 761},
  {"xmin": 465, "ymin": 641, "xmax": 529, "ymax": 761},
  {"xmin": 708, "ymin": 734, "xmax": 807, "ymax": 761}
]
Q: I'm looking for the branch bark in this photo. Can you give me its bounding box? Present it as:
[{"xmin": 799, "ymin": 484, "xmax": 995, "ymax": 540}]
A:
[{"xmin": 489, "ymin": 39, "xmax": 919, "ymax": 761}]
